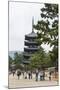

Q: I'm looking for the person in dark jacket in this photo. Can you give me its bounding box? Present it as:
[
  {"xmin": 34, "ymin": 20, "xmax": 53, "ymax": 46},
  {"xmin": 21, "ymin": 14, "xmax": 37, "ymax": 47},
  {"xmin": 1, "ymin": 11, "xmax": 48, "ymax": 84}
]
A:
[
  {"xmin": 49, "ymin": 72, "xmax": 51, "ymax": 80},
  {"xmin": 17, "ymin": 69, "xmax": 21, "ymax": 80},
  {"xmin": 28, "ymin": 71, "xmax": 31, "ymax": 79},
  {"xmin": 35, "ymin": 69, "xmax": 39, "ymax": 81},
  {"xmin": 12, "ymin": 70, "xmax": 15, "ymax": 76}
]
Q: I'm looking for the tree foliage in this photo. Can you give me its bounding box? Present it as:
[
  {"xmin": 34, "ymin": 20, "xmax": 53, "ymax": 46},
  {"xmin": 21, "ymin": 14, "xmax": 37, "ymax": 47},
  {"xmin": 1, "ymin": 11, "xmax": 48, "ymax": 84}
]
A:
[
  {"xmin": 33, "ymin": 3, "xmax": 58, "ymax": 69},
  {"xmin": 34, "ymin": 4, "xmax": 58, "ymax": 46},
  {"xmin": 29, "ymin": 47, "xmax": 51, "ymax": 70},
  {"xmin": 14, "ymin": 52, "xmax": 23, "ymax": 69},
  {"xmin": 9, "ymin": 56, "xmax": 13, "ymax": 70}
]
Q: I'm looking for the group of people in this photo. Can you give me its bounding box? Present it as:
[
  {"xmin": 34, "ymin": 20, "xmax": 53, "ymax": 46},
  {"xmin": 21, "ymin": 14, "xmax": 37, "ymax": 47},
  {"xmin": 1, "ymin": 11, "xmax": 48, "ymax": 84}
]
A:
[
  {"xmin": 11, "ymin": 69, "xmax": 52, "ymax": 81},
  {"xmin": 35, "ymin": 69, "xmax": 45, "ymax": 81}
]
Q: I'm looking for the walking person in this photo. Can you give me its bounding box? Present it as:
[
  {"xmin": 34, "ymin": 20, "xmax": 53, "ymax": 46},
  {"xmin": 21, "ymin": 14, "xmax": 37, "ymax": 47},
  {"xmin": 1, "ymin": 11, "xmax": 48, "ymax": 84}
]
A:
[
  {"xmin": 43, "ymin": 71, "xmax": 45, "ymax": 80},
  {"xmin": 24, "ymin": 71, "xmax": 27, "ymax": 79},
  {"xmin": 31, "ymin": 71, "xmax": 32, "ymax": 79},
  {"xmin": 17, "ymin": 69, "xmax": 21, "ymax": 80},
  {"xmin": 35, "ymin": 69, "xmax": 39, "ymax": 81},
  {"xmin": 28, "ymin": 71, "xmax": 31, "ymax": 79},
  {"xmin": 40, "ymin": 70, "xmax": 44, "ymax": 81},
  {"xmin": 22, "ymin": 71, "xmax": 24, "ymax": 78},
  {"xmin": 49, "ymin": 71, "xmax": 51, "ymax": 80},
  {"xmin": 12, "ymin": 70, "xmax": 15, "ymax": 76}
]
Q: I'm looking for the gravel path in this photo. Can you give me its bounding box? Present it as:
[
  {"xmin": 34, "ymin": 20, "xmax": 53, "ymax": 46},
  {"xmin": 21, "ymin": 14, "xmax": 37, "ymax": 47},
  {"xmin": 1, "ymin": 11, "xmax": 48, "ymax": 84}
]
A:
[{"xmin": 8, "ymin": 74, "xmax": 58, "ymax": 89}]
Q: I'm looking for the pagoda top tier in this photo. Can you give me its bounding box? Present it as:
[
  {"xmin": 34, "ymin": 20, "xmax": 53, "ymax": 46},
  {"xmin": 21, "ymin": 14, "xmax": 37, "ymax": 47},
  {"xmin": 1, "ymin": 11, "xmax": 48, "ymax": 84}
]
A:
[
  {"xmin": 25, "ymin": 31, "xmax": 37, "ymax": 38},
  {"xmin": 25, "ymin": 17, "xmax": 37, "ymax": 39}
]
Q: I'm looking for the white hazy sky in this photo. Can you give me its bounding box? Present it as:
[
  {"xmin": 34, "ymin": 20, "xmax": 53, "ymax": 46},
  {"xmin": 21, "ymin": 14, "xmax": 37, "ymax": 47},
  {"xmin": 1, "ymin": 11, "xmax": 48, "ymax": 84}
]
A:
[{"xmin": 9, "ymin": 2, "xmax": 53, "ymax": 52}]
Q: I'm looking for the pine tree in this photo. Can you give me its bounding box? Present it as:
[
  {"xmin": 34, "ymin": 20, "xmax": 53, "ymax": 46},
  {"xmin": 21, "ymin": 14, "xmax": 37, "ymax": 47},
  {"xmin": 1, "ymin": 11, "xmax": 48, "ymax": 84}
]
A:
[{"xmin": 34, "ymin": 3, "xmax": 58, "ymax": 70}]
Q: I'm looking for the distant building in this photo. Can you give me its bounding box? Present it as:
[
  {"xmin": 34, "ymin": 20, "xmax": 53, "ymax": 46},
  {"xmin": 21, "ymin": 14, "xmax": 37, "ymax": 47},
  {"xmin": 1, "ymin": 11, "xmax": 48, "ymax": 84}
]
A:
[{"xmin": 23, "ymin": 17, "xmax": 39, "ymax": 64}]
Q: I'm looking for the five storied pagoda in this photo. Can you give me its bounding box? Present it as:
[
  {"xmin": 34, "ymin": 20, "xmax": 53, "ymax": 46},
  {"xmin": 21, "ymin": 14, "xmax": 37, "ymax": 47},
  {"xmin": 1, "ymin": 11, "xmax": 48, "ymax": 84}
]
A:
[{"xmin": 23, "ymin": 17, "xmax": 39, "ymax": 64}]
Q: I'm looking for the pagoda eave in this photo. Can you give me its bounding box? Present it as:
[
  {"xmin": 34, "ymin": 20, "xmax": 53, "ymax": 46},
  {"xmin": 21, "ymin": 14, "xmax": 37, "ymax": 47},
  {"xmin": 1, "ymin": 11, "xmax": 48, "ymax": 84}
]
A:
[
  {"xmin": 24, "ymin": 41, "xmax": 38, "ymax": 46},
  {"xmin": 25, "ymin": 35, "xmax": 37, "ymax": 40},
  {"xmin": 23, "ymin": 60, "xmax": 30, "ymax": 64},
  {"xmin": 23, "ymin": 53, "xmax": 31, "ymax": 57},
  {"xmin": 24, "ymin": 47, "xmax": 39, "ymax": 52}
]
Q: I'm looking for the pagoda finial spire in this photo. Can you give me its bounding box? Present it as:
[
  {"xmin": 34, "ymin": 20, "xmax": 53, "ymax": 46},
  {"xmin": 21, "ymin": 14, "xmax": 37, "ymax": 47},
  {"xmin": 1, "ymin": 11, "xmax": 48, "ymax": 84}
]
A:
[{"xmin": 32, "ymin": 17, "xmax": 34, "ymax": 32}]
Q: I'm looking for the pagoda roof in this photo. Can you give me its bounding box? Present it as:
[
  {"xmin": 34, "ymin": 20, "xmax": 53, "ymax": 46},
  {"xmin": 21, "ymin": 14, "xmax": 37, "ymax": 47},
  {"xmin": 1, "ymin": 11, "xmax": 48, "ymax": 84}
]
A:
[
  {"xmin": 22, "ymin": 60, "xmax": 30, "ymax": 64},
  {"xmin": 25, "ymin": 31, "xmax": 37, "ymax": 38},
  {"xmin": 24, "ymin": 47, "xmax": 39, "ymax": 52},
  {"xmin": 23, "ymin": 52, "xmax": 32, "ymax": 57},
  {"xmin": 24, "ymin": 40, "xmax": 38, "ymax": 46}
]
